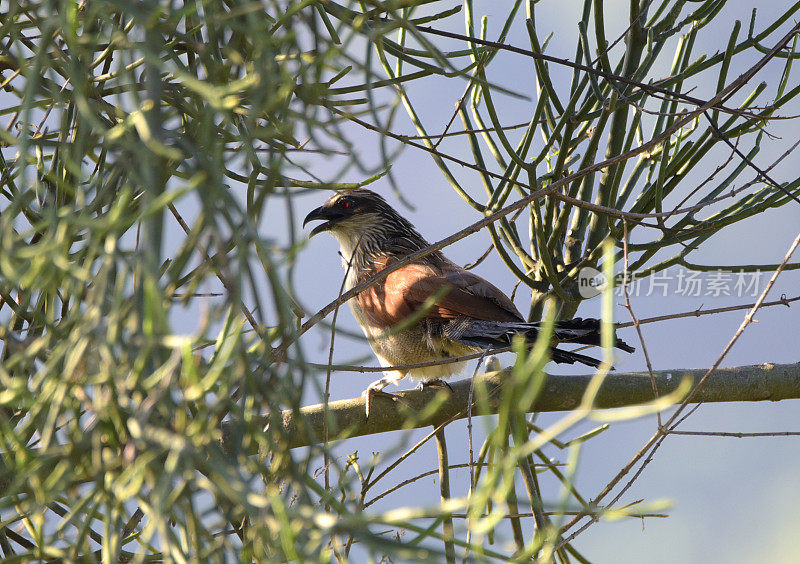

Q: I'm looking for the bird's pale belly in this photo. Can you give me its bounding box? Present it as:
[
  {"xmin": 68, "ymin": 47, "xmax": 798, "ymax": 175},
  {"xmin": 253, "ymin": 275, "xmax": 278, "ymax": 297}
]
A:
[{"xmin": 348, "ymin": 299, "xmax": 475, "ymax": 382}]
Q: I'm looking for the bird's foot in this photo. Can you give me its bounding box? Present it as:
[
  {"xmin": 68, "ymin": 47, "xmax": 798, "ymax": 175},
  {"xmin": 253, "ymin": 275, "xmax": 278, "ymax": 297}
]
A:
[
  {"xmin": 417, "ymin": 378, "xmax": 454, "ymax": 393},
  {"xmin": 361, "ymin": 386, "xmax": 399, "ymax": 419},
  {"xmin": 483, "ymin": 355, "xmax": 501, "ymax": 372}
]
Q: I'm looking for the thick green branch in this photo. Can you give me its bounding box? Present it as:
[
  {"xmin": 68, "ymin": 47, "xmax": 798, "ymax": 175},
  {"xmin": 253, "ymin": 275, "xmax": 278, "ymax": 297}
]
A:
[{"xmin": 228, "ymin": 363, "xmax": 800, "ymax": 451}]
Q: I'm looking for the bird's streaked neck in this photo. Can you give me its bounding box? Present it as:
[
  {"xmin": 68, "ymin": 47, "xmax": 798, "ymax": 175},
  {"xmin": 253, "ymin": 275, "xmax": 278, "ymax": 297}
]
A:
[
  {"xmin": 329, "ymin": 221, "xmax": 448, "ymax": 275},
  {"xmin": 331, "ymin": 230, "xmax": 363, "ymax": 273}
]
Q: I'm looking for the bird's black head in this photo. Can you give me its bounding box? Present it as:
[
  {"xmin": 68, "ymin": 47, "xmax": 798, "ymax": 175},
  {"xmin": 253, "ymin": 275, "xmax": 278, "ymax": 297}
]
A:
[
  {"xmin": 304, "ymin": 189, "xmax": 446, "ymax": 266},
  {"xmin": 303, "ymin": 189, "xmax": 396, "ymax": 238}
]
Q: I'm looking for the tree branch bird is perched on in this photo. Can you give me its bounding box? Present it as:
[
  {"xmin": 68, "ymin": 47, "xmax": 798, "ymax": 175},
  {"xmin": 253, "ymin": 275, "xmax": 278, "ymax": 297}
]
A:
[{"xmin": 304, "ymin": 190, "xmax": 634, "ymax": 411}]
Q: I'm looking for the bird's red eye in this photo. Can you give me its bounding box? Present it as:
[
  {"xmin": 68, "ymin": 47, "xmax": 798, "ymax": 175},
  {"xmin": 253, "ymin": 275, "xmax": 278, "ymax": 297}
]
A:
[{"xmin": 339, "ymin": 198, "xmax": 353, "ymax": 209}]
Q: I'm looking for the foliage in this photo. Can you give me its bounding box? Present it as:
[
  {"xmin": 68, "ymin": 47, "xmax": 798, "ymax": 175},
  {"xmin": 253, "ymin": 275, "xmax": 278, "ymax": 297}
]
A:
[{"xmin": 0, "ymin": 0, "xmax": 799, "ymax": 561}]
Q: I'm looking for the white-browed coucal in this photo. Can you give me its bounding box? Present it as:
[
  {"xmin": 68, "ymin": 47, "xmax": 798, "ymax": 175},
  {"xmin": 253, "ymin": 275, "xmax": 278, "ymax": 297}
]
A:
[{"xmin": 304, "ymin": 190, "xmax": 633, "ymax": 405}]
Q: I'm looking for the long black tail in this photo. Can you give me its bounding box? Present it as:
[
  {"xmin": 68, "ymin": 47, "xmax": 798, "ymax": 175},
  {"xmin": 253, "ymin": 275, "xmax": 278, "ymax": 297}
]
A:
[{"xmin": 443, "ymin": 317, "xmax": 635, "ymax": 369}]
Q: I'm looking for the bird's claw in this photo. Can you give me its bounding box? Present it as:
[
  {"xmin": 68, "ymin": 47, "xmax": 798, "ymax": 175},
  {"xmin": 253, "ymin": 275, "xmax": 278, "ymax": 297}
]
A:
[
  {"xmin": 418, "ymin": 379, "xmax": 454, "ymax": 393},
  {"xmin": 361, "ymin": 387, "xmax": 398, "ymax": 418}
]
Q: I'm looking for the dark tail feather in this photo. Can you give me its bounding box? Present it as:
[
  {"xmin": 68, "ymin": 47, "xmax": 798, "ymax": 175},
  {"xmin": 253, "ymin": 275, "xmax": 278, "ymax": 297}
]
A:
[
  {"xmin": 549, "ymin": 346, "xmax": 604, "ymax": 368},
  {"xmin": 551, "ymin": 318, "xmax": 636, "ymax": 353},
  {"xmin": 443, "ymin": 317, "xmax": 634, "ymax": 369}
]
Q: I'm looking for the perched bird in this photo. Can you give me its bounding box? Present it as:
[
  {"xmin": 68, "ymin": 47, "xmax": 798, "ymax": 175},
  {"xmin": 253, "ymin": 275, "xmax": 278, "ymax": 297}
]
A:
[{"xmin": 304, "ymin": 189, "xmax": 633, "ymax": 410}]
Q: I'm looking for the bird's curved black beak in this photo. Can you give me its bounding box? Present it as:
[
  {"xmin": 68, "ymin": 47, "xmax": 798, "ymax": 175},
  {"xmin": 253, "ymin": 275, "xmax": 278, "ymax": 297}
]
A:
[{"xmin": 303, "ymin": 205, "xmax": 345, "ymax": 238}]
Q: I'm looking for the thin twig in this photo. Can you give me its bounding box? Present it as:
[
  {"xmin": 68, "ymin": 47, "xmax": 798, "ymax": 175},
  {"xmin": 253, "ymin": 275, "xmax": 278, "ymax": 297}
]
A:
[
  {"xmin": 323, "ymin": 238, "xmax": 362, "ymax": 501},
  {"xmin": 621, "ymin": 220, "xmax": 661, "ymax": 427},
  {"xmin": 434, "ymin": 427, "xmax": 456, "ymax": 564},
  {"xmin": 669, "ymin": 430, "xmax": 800, "ymax": 438}
]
